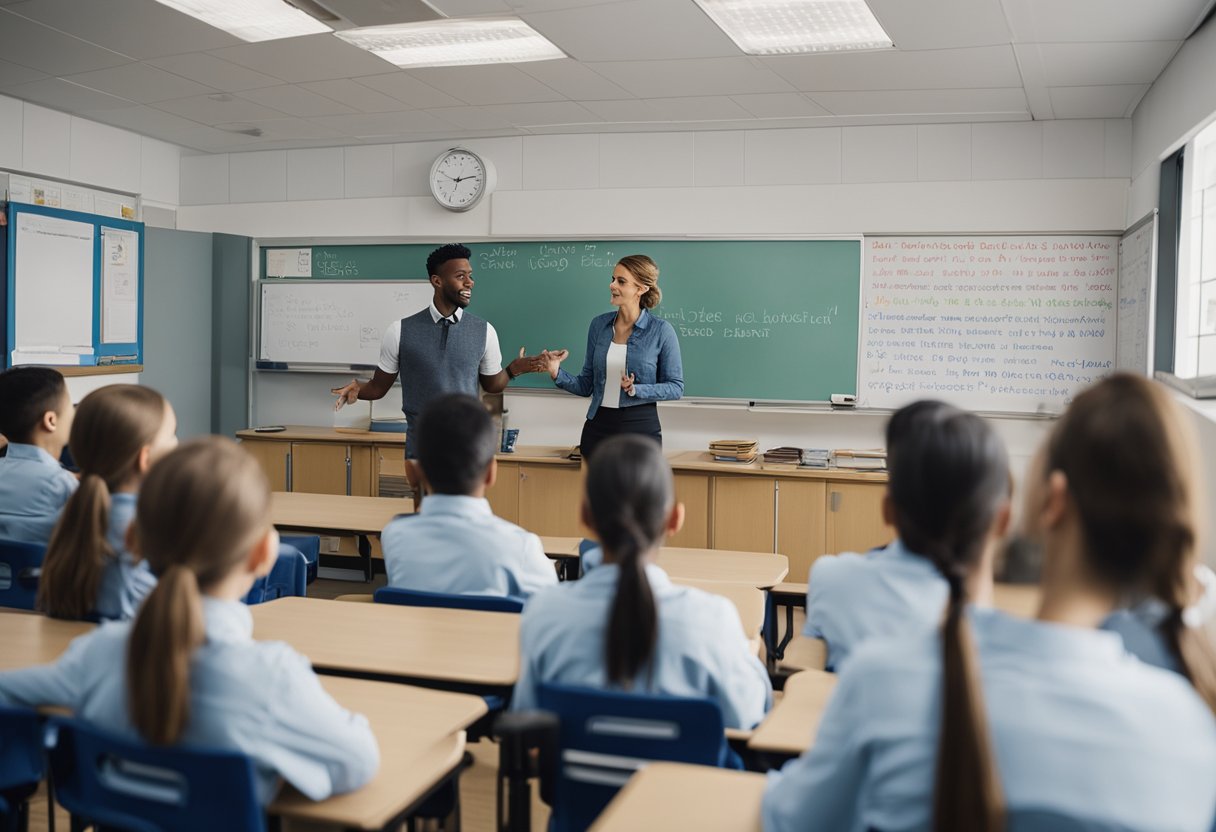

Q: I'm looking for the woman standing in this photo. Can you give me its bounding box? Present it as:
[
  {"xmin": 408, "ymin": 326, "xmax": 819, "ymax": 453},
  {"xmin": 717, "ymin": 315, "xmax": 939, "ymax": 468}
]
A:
[{"xmin": 543, "ymin": 255, "xmax": 683, "ymax": 462}]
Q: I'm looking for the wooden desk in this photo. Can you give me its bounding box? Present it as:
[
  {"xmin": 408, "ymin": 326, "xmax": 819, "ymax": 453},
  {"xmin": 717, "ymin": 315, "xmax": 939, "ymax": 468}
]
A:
[
  {"xmin": 748, "ymin": 670, "xmax": 838, "ymax": 760},
  {"xmin": 270, "ymin": 491, "xmax": 411, "ymax": 580},
  {"xmin": 590, "ymin": 762, "xmax": 764, "ymax": 832},
  {"xmin": 270, "ymin": 676, "xmax": 485, "ymax": 830},
  {"xmin": 541, "ymin": 536, "xmax": 582, "ymax": 558},
  {"xmin": 0, "ymin": 612, "xmax": 93, "ymax": 670},
  {"xmin": 250, "ymin": 597, "xmax": 519, "ymax": 693},
  {"xmin": 659, "ymin": 547, "xmax": 788, "ymax": 589}
]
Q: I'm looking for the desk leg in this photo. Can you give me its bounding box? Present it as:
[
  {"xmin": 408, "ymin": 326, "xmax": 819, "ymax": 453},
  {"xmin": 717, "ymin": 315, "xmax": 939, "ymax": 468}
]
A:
[
  {"xmin": 358, "ymin": 534, "xmax": 372, "ymax": 583},
  {"xmin": 763, "ymin": 591, "xmax": 777, "ymax": 673}
]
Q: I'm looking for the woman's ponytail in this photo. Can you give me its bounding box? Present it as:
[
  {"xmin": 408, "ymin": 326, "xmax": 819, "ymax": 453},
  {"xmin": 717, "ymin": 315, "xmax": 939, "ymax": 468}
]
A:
[
  {"xmin": 39, "ymin": 474, "xmax": 112, "ymax": 619},
  {"xmin": 126, "ymin": 565, "xmax": 204, "ymax": 745}
]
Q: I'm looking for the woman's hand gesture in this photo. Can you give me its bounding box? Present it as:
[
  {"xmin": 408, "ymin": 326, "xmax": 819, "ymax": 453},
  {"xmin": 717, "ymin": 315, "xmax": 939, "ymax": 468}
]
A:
[{"xmin": 540, "ymin": 348, "xmax": 569, "ymax": 380}]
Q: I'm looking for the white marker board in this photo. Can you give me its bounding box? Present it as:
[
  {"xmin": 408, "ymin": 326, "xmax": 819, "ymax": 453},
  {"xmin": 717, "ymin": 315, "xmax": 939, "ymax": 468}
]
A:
[
  {"xmin": 259, "ymin": 281, "xmax": 432, "ymax": 367},
  {"xmin": 1116, "ymin": 212, "xmax": 1156, "ymax": 375},
  {"xmin": 860, "ymin": 235, "xmax": 1118, "ymax": 414}
]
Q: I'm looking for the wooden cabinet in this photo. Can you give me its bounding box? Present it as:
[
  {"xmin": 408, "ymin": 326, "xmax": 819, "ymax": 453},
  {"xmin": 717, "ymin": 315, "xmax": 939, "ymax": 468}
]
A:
[
  {"xmin": 487, "ymin": 460, "xmax": 521, "ymax": 524},
  {"xmin": 670, "ymin": 473, "xmax": 709, "ymax": 548},
  {"xmin": 241, "ymin": 439, "xmax": 289, "ymax": 492},
  {"xmin": 825, "ymin": 482, "xmax": 893, "ymax": 554},
  {"xmin": 776, "ymin": 478, "xmax": 827, "ymax": 583},
  {"xmin": 290, "ymin": 442, "xmax": 372, "ymax": 496},
  {"xmin": 712, "ymin": 477, "xmax": 776, "ymax": 553},
  {"xmin": 518, "ymin": 464, "xmax": 585, "ymax": 538}
]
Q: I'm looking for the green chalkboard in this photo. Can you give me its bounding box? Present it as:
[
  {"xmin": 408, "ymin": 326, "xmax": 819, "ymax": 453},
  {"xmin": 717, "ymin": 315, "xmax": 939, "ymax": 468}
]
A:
[{"xmin": 260, "ymin": 239, "xmax": 860, "ymax": 402}]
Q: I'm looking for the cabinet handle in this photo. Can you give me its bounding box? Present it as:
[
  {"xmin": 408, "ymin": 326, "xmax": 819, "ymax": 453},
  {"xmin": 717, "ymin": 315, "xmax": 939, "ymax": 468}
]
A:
[
  {"xmin": 830, "ymin": 491, "xmax": 842, "ymax": 512},
  {"xmin": 772, "ymin": 480, "xmax": 779, "ymax": 554},
  {"xmin": 285, "ymin": 450, "xmax": 293, "ymax": 492}
]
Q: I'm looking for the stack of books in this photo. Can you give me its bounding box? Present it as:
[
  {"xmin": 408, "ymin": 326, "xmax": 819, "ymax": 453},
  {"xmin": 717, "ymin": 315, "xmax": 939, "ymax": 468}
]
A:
[
  {"xmin": 763, "ymin": 447, "xmax": 802, "ymax": 465},
  {"xmin": 710, "ymin": 439, "xmax": 759, "ymax": 463},
  {"xmin": 833, "ymin": 448, "xmax": 888, "ymax": 470},
  {"xmin": 801, "ymin": 448, "xmax": 831, "ymax": 469}
]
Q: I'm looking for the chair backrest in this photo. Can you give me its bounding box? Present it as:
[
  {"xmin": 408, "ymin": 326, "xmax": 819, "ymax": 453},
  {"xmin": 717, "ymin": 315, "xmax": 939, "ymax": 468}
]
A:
[
  {"xmin": 0, "ymin": 706, "xmax": 44, "ymax": 792},
  {"xmin": 373, "ymin": 586, "xmax": 524, "ymax": 613},
  {"xmin": 244, "ymin": 544, "xmax": 307, "ymax": 605},
  {"xmin": 46, "ymin": 717, "xmax": 265, "ymax": 832},
  {"xmin": 278, "ymin": 533, "xmax": 319, "ymax": 585},
  {"xmin": 1006, "ymin": 809, "xmax": 1146, "ymax": 832},
  {"xmin": 0, "ymin": 538, "xmax": 45, "ymax": 611},
  {"xmin": 537, "ymin": 683, "xmax": 726, "ymax": 832}
]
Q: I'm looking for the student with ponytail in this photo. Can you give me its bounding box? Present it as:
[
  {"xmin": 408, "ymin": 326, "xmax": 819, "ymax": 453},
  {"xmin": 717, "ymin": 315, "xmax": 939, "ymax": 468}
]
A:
[
  {"xmin": 39, "ymin": 384, "xmax": 177, "ymax": 621},
  {"xmin": 763, "ymin": 377, "xmax": 1216, "ymax": 832},
  {"xmin": 512, "ymin": 434, "xmax": 770, "ymax": 729},
  {"xmin": 0, "ymin": 437, "xmax": 379, "ymax": 804}
]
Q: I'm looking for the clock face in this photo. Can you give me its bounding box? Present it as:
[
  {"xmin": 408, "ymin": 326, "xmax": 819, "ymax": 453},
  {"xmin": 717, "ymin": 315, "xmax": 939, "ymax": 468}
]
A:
[{"xmin": 430, "ymin": 149, "xmax": 487, "ymax": 211}]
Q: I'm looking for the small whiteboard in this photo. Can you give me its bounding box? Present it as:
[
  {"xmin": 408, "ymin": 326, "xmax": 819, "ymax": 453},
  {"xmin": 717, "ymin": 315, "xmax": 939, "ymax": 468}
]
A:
[
  {"xmin": 860, "ymin": 235, "xmax": 1118, "ymax": 414},
  {"xmin": 259, "ymin": 281, "xmax": 433, "ymax": 367},
  {"xmin": 14, "ymin": 212, "xmax": 94, "ymax": 351},
  {"xmin": 1116, "ymin": 212, "xmax": 1157, "ymax": 375}
]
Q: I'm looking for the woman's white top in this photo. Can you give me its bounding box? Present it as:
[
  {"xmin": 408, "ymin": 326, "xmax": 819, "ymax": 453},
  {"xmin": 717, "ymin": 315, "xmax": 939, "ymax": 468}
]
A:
[{"xmin": 602, "ymin": 342, "xmax": 628, "ymax": 409}]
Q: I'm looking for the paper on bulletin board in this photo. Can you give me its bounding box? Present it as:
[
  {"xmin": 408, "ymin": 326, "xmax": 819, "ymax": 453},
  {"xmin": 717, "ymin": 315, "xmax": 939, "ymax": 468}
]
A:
[
  {"xmin": 102, "ymin": 227, "xmax": 139, "ymax": 344},
  {"xmin": 267, "ymin": 248, "xmax": 312, "ymax": 277},
  {"xmin": 14, "ymin": 213, "xmax": 94, "ymax": 351}
]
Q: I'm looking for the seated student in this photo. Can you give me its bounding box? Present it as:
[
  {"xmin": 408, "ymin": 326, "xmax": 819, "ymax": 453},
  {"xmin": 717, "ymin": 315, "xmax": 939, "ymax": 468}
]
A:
[
  {"xmin": 38, "ymin": 385, "xmax": 177, "ymax": 621},
  {"xmin": 0, "ymin": 437, "xmax": 379, "ymax": 804},
  {"xmin": 381, "ymin": 393, "xmax": 557, "ymax": 599},
  {"xmin": 763, "ymin": 374, "xmax": 1216, "ymax": 832},
  {"xmin": 0, "ymin": 367, "xmax": 77, "ymax": 543},
  {"xmin": 1101, "ymin": 563, "xmax": 1216, "ymax": 674},
  {"xmin": 804, "ymin": 400, "xmax": 1008, "ymax": 670},
  {"xmin": 513, "ymin": 435, "xmax": 771, "ymax": 730}
]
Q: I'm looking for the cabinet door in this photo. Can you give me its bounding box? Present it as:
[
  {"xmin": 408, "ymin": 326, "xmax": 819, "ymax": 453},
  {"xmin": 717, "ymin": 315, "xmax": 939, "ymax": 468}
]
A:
[
  {"xmin": 776, "ymin": 479, "xmax": 827, "ymax": 583},
  {"xmin": 291, "ymin": 443, "xmax": 357, "ymax": 495},
  {"xmin": 240, "ymin": 439, "xmax": 289, "ymax": 492},
  {"xmin": 711, "ymin": 477, "xmax": 775, "ymax": 553},
  {"xmin": 670, "ymin": 473, "xmax": 710, "ymax": 548},
  {"xmin": 487, "ymin": 461, "xmax": 521, "ymax": 524},
  {"xmin": 518, "ymin": 465, "xmax": 585, "ymax": 537},
  {"xmin": 348, "ymin": 446, "xmax": 373, "ymax": 496},
  {"xmin": 825, "ymin": 482, "xmax": 893, "ymax": 554}
]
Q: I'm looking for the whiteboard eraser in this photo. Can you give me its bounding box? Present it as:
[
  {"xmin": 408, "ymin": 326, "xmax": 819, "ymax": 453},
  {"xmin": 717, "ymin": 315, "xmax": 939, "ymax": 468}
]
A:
[{"xmin": 830, "ymin": 394, "xmax": 857, "ymax": 407}]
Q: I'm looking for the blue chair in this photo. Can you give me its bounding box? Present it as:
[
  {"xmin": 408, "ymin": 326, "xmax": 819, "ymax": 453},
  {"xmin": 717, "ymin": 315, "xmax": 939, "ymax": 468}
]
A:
[
  {"xmin": 0, "ymin": 706, "xmax": 45, "ymax": 832},
  {"xmin": 373, "ymin": 586, "xmax": 525, "ymax": 613},
  {"xmin": 243, "ymin": 545, "xmax": 308, "ymax": 605},
  {"xmin": 1007, "ymin": 810, "xmax": 1146, "ymax": 832},
  {"xmin": 279, "ymin": 534, "xmax": 320, "ymax": 585},
  {"xmin": 536, "ymin": 683, "xmax": 730, "ymax": 832},
  {"xmin": 0, "ymin": 539, "xmax": 45, "ymax": 611},
  {"xmin": 45, "ymin": 717, "xmax": 265, "ymax": 832}
]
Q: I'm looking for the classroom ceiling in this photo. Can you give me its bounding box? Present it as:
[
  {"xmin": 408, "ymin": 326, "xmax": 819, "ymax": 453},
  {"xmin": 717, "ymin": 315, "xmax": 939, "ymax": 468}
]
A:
[{"xmin": 0, "ymin": 0, "xmax": 1212, "ymax": 153}]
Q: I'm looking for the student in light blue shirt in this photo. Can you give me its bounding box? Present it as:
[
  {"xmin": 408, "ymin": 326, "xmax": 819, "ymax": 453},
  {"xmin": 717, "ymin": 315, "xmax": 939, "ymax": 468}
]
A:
[
  {"xmin": 763, "ymin": 374, "xmax": 1216, "ymax": 832},
  {"xmin": 0, "ymin": 437, "xmax": 379, "ymax": 805},
  {"xmin": 0, "ymin": 367, "xmax": 77, "ymax": 543},
  {"xmin": 38, "ymin": 385, "xmax": 178, "ymax": 621},
  {"xmin": 381, "ymin": 393, "xmax": 557, "ymax": 599},
  {"xmin": 514, "ymin": 435, "xmax": 771, "ymax": 730}
]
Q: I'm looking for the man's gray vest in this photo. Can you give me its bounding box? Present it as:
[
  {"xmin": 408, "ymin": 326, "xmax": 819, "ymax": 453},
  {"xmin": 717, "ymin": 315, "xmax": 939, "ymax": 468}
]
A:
[{"xmin": 397, "ymin": 307, "xmax": 488, "ymax": 421}]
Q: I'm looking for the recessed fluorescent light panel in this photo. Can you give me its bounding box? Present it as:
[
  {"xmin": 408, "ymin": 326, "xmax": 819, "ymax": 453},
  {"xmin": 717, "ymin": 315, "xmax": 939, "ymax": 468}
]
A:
[
  {"xmin": 693, "ymin": 0, "xmax": 893, "ymax": 55},
  {"xmin": 335, "ymin": 17, "xmax": 565, "ymax": 68},
  {"xmin": 152, "ymin": 0, "xmax": 331, "ymax": 42}
]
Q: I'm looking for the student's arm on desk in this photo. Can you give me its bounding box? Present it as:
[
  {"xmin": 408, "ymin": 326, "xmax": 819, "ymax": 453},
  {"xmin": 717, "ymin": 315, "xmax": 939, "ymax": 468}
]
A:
[
  {"xmin": 0, "ymin": 630, "xmax": 92, "ymax": 710},
  {"xmin": 761, "ymin": 664, "xmax": 866, "ymax": 832}
]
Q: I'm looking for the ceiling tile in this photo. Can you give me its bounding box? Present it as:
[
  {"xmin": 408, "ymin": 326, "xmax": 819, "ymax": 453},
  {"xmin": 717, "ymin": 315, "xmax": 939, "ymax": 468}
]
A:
[
  {"xmin": 406, "ymin": 65, "xmax": 567, "ymax": 105},
  {"xmin": 238, "ymin": 85, "xmax": 357, "ymax": 118},
  {"xmin": 65, "ymin": 62, "xmax": 215, "ymax": 103},
  {"xmin": 5, "ymin": 0, "xmax": 240, "ymax": 59},
  {"xmin": 521, "ymin": 0, "xmax": 739, "ymax": 62},
  {"xmin": 426, "ymin": 0, "xmax": 512, "ymax": 12},
  {"xmin": 868, "ymin": 0, "xmax": 1010, "ymax": 49},
  {"xmin": 1003, "ymin": 0, "xmax": 1210, "ymax": 43},
  {"xmin": 1030, "ymin": 41, "xmax": 1182, "ymax": 86},
  {"xmin": 643, "ymin": 96, "xmax": 753, "ymax": 122},
  {"xmin": 810, "ymin": 87, "xmax": 1029, "ymax": 116},
  {"xmin": 581, "ymin": 99, "xmax": 661, "ymax": 121},
  {"xmin": 731, "ymin": 93, "xmax": 830, "ymax": 119},
  {"xmin": 227, "ymin": 137, "xmax": 368, "ymax": 153},
  {"xmin": 354, "ymin": 72, "xmax": 465, "ymax": 108},
  {"xmin": 77, "ymin": 105, "xmax": 212, "ymax": 137},
  {"xmin": 1047, "ymin": 84, "xmax": 1150, "ymax": 118},
  {"xmin": 517, "ymin": 59, "xmax": 632, "ymax": 101},
  {"xmin": 423, "ymin": 106, "xmax": 515, "ymax": 130},
  {"xmin": 301, "ymin": 79, "xmax": 406, "ymax": 113},
  {"xmin": 215, "ymin": 118, "xmax": 349, "ymax": 141},
  {"xmin": 208, "ymin": 34, "xmax": 394, "ymax": 84},
  {"xmin": 0, "ymin": 10, "xmax": 129, "ymax": 75},
  {"xmin": 146, "ymin": 53, "xmax": 281, "ymax": 92},
  {"xmin": 0, "ymin": 57, "xmax": 45, "ymax": 87},
  {"xmin": 507, "ymin": 0, "xmax": 629, "ymax": 10},
  {"xmin": 309, "ymin": 110, "xmax": 454, "ymax": 138},
  {"xmin": 155, "ymin": 93, "xmax": 290, "ymax": 124},
  {"xmin": 483, "ymin": 100, "xmax": 601, "ymax": 126},
  {"xmin": 763, "ymin": 45, "xmax": 1021, "ymax": 92},
  {"xmin": 586, "ymin": 58, "xmax": 792, "ymax": 98},
  {"xmin": 2, "ymin": 77, "xmax": 135, "ymax": 111}
]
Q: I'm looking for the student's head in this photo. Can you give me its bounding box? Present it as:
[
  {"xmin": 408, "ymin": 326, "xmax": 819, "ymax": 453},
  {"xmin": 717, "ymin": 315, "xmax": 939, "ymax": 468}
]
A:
[
  {"xmin": 0, "ymin": 366, "xmax": 73, "ymax": 450},
  {"xmin": 612, "ymin": 255, "xmax": 661, "ymax": 310},
  {"xmin": 427, "ymin": 243, "xmax": 473, "ymax": 309},
  {"xmin": 581, "ymin": 435, "xmax": 684, "ymax": 686},
  {"xmin": 417, "ymin": 394, "xmax": 497, "ymax": 496},
  {"xmin": 884, "ymin": 401, "xmax": 1012, "ymax": 832},
  {"xmin": 1026, "ymin": 373, "xmax": 1216, "ymax": 712},
  {"xmin": 126, "ymin": 437, "xmax": 278, "ymax": 745},
  {"xmin": 39, "ymin": 385, "xmax": 178, "ymax": 619}
]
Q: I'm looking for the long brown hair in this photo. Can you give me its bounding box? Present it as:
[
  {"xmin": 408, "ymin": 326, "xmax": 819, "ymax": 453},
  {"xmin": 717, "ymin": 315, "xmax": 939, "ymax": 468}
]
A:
[
  {"xmin": 126, "ymin": 437, "xmax": 271, "ymax": 745},
  {"xmin": 885, "ymin": 402, "xmax": 1011, "ymax": 832},
  {"xmin": 584, "ymin": 435, "xmax": 672, "ymax": 686},
  {"xmin": 39, "ymin": 385, "xmax": 167, "ymax": 620},
  {"xmin": 1045, "ymin": 373, "xmax": 1216, "ymax": 713}
]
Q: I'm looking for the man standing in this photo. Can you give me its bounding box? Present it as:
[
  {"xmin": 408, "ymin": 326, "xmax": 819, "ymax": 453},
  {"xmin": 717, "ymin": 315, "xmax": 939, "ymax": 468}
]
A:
[{"xmin": 331, "ymin": 243, "xmax": 544, "ymax": 506}]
